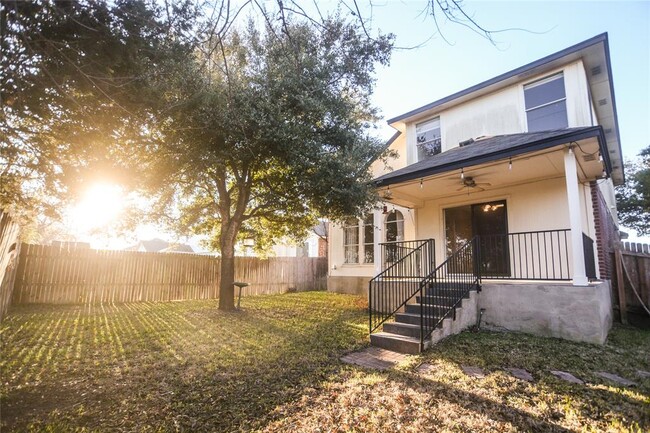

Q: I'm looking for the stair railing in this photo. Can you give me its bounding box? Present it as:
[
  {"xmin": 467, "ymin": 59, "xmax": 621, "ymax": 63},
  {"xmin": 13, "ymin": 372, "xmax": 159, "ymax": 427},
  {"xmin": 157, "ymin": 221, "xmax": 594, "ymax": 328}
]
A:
[
  {"xmin": 369, "ymin": 239, "xmax": 435, "ymax": 334},
  {"xmin": 419, "ymin": 237, "xmax": 481, "ymax": 349}
]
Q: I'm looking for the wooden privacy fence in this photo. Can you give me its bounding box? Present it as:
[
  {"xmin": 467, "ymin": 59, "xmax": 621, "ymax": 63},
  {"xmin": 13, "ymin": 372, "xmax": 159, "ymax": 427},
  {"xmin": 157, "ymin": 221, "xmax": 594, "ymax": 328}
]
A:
[
  {"xmin": 0, "ymin": 211, "xmax": 21, "ymax": 320},
  {"xmin": 13, "ymin": 244, "xmax": 328, "ymax": 304},
  {"xmin": 613, "ymin": 241, "xmax": 650, "ymax": 323}
]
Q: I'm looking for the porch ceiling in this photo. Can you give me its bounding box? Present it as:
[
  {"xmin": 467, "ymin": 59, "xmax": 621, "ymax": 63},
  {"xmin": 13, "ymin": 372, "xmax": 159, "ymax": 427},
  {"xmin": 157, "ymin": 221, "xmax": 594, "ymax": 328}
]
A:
[{"xmin": 377, "ymin": 130, "xmax": 605, "ymax": 208}]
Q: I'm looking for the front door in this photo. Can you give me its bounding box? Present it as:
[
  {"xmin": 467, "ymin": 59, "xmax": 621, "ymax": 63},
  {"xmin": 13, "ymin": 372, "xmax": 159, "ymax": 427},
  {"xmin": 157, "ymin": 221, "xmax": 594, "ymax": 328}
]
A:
[{"xmin": 444, "ymin": 200, "xmax": 509, "ymax": 276}]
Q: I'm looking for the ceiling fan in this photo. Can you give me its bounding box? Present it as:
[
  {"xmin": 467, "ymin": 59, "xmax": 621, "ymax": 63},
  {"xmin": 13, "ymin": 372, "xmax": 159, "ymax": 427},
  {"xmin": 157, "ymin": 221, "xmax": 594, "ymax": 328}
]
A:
[{"xmin": 456, "ymin": 176, "xmax": 491, "ymax": 192}]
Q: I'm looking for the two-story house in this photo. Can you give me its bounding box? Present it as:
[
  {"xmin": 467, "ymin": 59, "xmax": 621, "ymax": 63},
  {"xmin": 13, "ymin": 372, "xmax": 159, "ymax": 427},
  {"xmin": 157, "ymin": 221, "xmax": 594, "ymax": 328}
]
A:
[{"xmin": 327, "ymin": 33, "xmax": 624, "ymax": 353}]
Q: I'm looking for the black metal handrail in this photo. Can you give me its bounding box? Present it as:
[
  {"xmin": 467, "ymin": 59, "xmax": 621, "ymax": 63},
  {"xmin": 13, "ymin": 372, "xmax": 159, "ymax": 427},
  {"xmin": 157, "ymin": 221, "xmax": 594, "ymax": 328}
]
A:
[
  {"xmin": 477, "ymin": 229, "xmax": 571, "ymax": 280},
  {"xmin": 419, "ymin": 237, "xmax": 480, "ymax": 348},
  {"xmin": 379, "ymin": 239, "xmax": 432, "ymax": 277},
  {"xmin": 369, "ymin": 239, "xmax": 435, "ymax": 334}
]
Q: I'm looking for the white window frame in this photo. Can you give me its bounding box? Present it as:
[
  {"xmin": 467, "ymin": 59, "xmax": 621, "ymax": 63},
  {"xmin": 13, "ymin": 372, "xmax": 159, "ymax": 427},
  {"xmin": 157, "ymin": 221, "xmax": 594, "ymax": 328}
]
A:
[
  {"xmin": 416, "ymin": 117, "xmax": 442, "ymax": 161},
  {"xmin": 384, "ymin": 210, "xmax": 405, "ymax": 243},
  {"xmin": 343, "ymin": 214, "xmax": 374, "ymax": 264},
  {"xmin": 524, "ymin": 72, "xmax": 568, "ymax": 131}
]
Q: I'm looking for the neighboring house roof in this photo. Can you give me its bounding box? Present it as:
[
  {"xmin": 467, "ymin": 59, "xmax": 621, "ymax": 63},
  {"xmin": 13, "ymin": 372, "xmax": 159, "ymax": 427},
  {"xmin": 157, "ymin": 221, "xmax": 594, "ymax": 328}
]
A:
[
  {"xmin": 313, "ymin": 221, "xmax": 328, "ymax": 238},
  {"xmin": 160, "ymin": 244, "xmax": 194, "ymax": 253},
  {"xmin": 125, "ymin": 238, "xmax": 194, "ymax": 253},
  {"xmin": 386, "ymin": 33, "xmax": 623, "ymax": 185},
  {"xmin": 374, "ymin": 126, "xmax": 607, "ymax": 187},
  {"xmin": 51, "ymin": 241, "xmax": 91, "ymax": 249}
]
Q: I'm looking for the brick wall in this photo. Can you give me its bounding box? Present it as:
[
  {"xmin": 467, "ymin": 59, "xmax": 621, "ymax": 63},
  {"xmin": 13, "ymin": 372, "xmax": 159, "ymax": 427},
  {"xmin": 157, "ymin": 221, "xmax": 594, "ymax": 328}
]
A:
[
  {"xmin": 590, "ymin": 181, "xmax": 618, "ymax": 279},
  {"xmin": 318, "ymin": 238, "xmax": 328, "ymax": 257}
]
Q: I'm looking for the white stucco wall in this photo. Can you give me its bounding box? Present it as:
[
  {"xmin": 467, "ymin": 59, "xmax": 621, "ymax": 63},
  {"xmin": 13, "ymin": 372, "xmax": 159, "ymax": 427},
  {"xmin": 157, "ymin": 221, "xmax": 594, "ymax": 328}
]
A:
[
  {"xmin": 371, "ymin": 132, "xmax": 408, "ymax": 178},
  {"xmin": 400, "ymin": 60, "xmax": 593, "ymax": 167},
  {"xmin": 597, "ymin": 179, "xmax": 619, "ymax": 225}
]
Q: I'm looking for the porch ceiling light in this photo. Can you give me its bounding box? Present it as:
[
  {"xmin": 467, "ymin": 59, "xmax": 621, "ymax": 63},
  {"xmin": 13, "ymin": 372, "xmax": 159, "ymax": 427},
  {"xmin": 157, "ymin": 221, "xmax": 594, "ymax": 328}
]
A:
[
  {"xmin": 508, "ymin": 157, "xmax": 512, "ymax": 171},
  {"xmin": 460, "ymin": 168, "xmax": 465, "ymax": 179}
]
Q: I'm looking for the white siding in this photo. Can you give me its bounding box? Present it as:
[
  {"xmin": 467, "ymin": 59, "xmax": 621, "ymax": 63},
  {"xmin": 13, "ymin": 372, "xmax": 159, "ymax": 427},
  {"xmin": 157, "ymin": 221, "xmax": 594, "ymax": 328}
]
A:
[{"xmin": 397, "ymin": 60, "xmax": 595, "ymax": 167}]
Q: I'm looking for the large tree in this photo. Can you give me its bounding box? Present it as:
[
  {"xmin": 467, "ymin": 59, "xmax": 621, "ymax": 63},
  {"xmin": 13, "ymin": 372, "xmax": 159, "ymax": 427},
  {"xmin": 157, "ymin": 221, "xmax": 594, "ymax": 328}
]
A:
[
  {"xmin": 2, "ymin": 0, "xmax": 499, "ymax": 309},
  {"xmin": 136, "ymin": 18, "xmax": 394, "ymax": 310},
  {"xmin": 2, "ymin": 1, "xmax": 394, "ymax": 309},
  {"xmin": 616, "ymin": 145, "xmax": 650, "ymax": 236}
]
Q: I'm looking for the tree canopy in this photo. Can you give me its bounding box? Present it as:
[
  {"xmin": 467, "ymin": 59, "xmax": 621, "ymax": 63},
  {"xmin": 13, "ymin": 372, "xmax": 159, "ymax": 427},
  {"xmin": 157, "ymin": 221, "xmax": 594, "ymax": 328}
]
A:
[
  {"xmin": 616, "ymin": 145, "xmax": 650, "ymax": 236},
  {"xmin": 1, "ymin": 0, "xmax": 507, "ymax": 309},
  {"xmin": 1, "ymin": 0, "xmax": 197, "ymax": 231},
  {"xmin": 2, "ymin": 0, "xmax": 398, "ymax": 309}
]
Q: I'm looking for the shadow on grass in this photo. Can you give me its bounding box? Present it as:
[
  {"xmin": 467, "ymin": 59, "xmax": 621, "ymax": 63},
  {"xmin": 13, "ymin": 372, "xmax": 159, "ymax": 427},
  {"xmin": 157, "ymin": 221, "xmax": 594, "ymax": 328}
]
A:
[
  {"xmin": 410, "ymin": 328, "xmax": 650, "ymax": 431},
  {"xmin": 1, "ymin": 293, "xmax": 368, "ymax": 432},
  {"xmin": 3, "ymin": 297, "xmax": 648, "ymax": 432},
  {"xmin": 395, "ymin": 371, "xmax": 577, "ymax": 433}
]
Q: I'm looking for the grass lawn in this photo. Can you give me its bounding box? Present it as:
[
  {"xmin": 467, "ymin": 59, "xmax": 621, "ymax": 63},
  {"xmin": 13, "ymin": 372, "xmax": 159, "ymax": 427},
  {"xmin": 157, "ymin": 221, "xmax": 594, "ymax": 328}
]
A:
[{"xmin": 1, "ymin": 292, "xmax": 648, "ymax": 432}]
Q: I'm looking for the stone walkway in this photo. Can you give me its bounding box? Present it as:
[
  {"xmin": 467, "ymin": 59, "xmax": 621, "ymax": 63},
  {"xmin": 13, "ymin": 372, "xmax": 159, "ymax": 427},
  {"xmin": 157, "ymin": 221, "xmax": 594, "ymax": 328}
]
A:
[
  {"xmin": 550, "ymin": 370, "xmax": 584, "ymax": 384},
  {"xmin": 340, "ymin": 348, "xmax": 642, "ymax": 388},
  {"xmin": 595, "ymin": 371, "xmax": 637, "ymax": 387},
  {"xmin": 506, "ymin": 367, "xmax": 534, "ymax": 382},
  {"xmin": 461, "ymin": 365, "xmax": 486, "ymax": 378},
  {"xmin": 340, "ymin": 347, "xmax": 410, "ymax": 370}
]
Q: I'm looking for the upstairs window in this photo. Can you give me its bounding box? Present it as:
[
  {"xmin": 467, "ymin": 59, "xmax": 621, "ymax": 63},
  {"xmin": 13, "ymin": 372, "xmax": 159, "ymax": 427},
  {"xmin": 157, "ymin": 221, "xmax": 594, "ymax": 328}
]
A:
[
  {"xmin": 343, "ymin": 214, "xmax": 374, "ymax": 264},
  {"xmin": 524, "ymin": 73, "xmax": 568, "ymax": 132},
  {"xmin": 416, "ymin": 117, "xmax": 441, "ymax": 161}
]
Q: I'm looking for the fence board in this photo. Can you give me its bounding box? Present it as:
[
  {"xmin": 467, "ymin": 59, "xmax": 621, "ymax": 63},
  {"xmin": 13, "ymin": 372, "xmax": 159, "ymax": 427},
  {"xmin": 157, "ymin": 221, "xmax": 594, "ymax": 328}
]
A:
[
  {"xmin": 612, "ymin": 242, "xmax": 650, "ymax": 319},
  {"xmin": 13, "ymin": 244, "xmax": 328, "ymax": 305},
  {"xmin": 0, "ymin": 211, "xmax": 21, "ymax": 320}
]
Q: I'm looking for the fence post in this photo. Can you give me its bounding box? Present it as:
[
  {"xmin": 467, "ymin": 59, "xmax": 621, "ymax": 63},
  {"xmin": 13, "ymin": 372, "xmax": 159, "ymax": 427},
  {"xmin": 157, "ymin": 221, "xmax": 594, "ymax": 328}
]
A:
[{"xmin": 614, "ymin": 243, "xmax": 628, "ymax": 324}]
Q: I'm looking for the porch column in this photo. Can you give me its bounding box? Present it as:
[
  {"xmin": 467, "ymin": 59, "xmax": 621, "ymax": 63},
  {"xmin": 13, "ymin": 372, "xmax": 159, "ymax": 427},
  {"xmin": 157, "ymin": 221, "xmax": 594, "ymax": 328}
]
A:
[
  {"xmin": 373, "ymin": 210, "xmax": 382, "ymax": 275},
  {"xmin": 564, "ymin": 147, "xmax": 588, "ymax": 286}
]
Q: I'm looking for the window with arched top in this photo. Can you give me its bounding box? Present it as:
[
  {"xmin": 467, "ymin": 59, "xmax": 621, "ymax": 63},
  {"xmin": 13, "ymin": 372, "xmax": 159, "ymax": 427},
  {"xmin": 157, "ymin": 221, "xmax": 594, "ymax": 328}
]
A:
[
  {"xmin": 385, "ymin": 210, "xmax": 404, "ymax": 243},
  {"xmin": 343, "ymin": 214, "xmax": 375, "ymax": 264}
]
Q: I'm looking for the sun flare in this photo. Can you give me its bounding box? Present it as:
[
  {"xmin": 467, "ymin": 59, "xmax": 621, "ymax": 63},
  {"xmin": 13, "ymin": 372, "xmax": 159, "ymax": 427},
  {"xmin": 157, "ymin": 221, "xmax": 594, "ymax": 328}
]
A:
[{"xmin": 71, "ymin": 183, "xmax": 125, "ymax": 230}]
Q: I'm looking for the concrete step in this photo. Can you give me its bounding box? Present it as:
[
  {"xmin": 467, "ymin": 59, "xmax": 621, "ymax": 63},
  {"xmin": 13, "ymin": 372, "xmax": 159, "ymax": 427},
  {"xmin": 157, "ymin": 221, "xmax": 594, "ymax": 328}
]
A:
[
  {"xmin": 369, "ymin": 332, "xmax": 428, "ymax": 354},
  {"xmin": 383, "ymin": 322, "xmax": 421, "ymax": 338},
  {"xmin": 420, "ymin": 287, "xmax": 475, "ymax": 298},
  {"xmin": 394, "ymin": 311, "xmax": 445, "ymax": 326},
  {"xmin": 416, "ymin": 295, "xmax": 459, "ymax": 305},
  {"xmin": 422, "ymin": 288, "xmax": 473, "ymax": 297},
  {"xmin": 405, "ymin": 302, "xmax": 447, "ymax": 314},
  {"xmin": 394, "ymin": 312, "xmax": 422, "ymax": 325}
]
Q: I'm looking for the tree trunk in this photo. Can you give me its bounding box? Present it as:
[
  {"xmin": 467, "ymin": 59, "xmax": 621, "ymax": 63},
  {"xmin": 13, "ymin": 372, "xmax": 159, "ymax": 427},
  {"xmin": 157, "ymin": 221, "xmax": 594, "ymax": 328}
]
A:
[{"xmin": 218, "ymin": 226, "xmax": 237, "ymax": 310}]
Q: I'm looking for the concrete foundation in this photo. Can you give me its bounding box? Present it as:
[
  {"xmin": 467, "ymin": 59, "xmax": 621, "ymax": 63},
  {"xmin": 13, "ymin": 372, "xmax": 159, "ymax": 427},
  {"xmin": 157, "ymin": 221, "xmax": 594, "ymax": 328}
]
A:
[
  {"xmin": 429, "ymin": 291, "xmax": 479, "ymax": 345},
  {"xmin": 478, "ymin": 280, "xmax": 613, "ymax": 344},
  {"xmin": 331, "ymin": 275, "xmax": 613, "ymax": 345},
  {"xmin": 327, "ymin": 276, "xmax": 370, "ymax": 297}
]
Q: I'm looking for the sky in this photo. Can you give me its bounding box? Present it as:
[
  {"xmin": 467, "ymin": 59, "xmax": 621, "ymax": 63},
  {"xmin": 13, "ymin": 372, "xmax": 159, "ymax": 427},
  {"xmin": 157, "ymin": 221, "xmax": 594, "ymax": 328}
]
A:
[
  {"xmin": 363, "ymin": 0, "xmax": 649, "ymax": 241},
  {"xmin": 71, "ymin": 0, "xmax": 650, "ymax": 248},
  {"xmin": 367, "ymin": 0, "xmax": 649, "ymax": 160}
]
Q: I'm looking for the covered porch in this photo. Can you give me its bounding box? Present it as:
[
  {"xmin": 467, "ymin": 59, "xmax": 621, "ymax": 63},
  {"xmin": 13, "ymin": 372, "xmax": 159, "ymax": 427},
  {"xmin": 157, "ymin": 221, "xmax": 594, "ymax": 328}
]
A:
[
  {"xmin": 366, "ymin": 127, "xmax": 614, "ymax": 352},
  {"xmin": 372, "ymin": 126, "xmax": 611, "ymax": 286}
]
